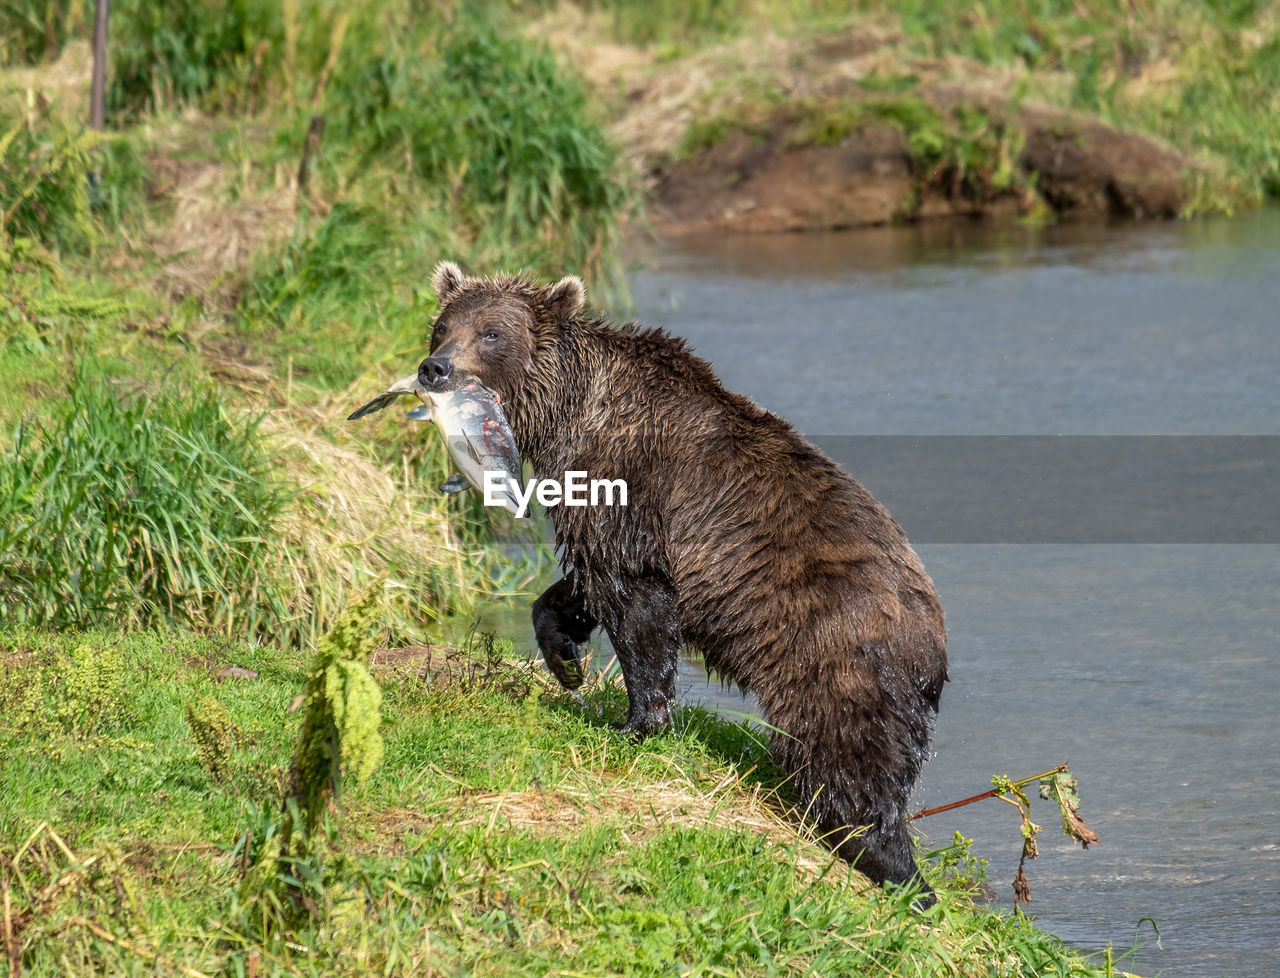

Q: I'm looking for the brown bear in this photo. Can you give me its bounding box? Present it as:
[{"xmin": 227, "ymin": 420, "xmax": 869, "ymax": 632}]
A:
[{"xmin": 419, "ymin": 261, "xmax": 949, "ymax": 900}]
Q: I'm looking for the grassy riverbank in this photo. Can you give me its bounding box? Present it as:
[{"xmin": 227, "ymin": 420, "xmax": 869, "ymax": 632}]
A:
[{"xmin": 1, "ymin": 625, "xmax": 1128, "ymax": 977}]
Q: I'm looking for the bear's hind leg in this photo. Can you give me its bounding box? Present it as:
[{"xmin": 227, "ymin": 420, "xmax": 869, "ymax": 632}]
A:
[
  {"xmin": 598, "ymin": 573, "xmax": 680, "ymax": 737},
  {"xmin": 772, "ymin": 688, "xmax": 937, "ymax": 908},
  {"xmin": 533, "ymin": 573, "xmax": 597, "ymax": 690},
  {"xmin": 834, "ymin": 819, "xmax": 936, "ymax": 908}
]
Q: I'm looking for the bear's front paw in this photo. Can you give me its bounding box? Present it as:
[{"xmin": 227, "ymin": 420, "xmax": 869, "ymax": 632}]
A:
[
  {"xmin": 540, "ymin": 637, "xmax": 586, "ymax": 690},
  {"xmin": 613, "ymin": 704, "xmax": 671, "ymax": 739},
  {"xmin": 610, "ymin": 719, "xmax": 650, "ymax": 741}
]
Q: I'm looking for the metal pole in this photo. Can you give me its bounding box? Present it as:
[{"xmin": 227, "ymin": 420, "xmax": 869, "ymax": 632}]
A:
[{"xmin": 90, "ymin": 0, "xmax": 109, "ymax": 129}]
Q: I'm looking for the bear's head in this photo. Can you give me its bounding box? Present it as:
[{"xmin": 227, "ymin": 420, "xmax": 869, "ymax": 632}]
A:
[{"xmin": 418, "ymin": 260, "xmax": 586, "ymax": 402}]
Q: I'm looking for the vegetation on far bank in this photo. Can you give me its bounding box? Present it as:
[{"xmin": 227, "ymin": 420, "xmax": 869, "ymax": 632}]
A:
[{"xmin": 532, "ymin": 0, "xmax": 1280, "ymax": 218}]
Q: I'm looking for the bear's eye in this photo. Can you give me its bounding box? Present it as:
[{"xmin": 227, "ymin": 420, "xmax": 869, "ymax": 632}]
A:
[
  {"xmin": 482, "ymin": 329, "xmax": 500, "ymax": 343},
  {"xmin": 433, "ymin": 321, "xmax": 447, "ymax": 337}
]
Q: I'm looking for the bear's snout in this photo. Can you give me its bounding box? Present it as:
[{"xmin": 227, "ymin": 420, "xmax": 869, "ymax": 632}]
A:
[{"xmin": 419, "ymin": 356, "xmax": 453, "ymax": 389}]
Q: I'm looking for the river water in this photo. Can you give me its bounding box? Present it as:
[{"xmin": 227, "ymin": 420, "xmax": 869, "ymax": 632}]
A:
[{"xmin": 476, "ymin": 211, "xmax": 1280, "ymax": 977}]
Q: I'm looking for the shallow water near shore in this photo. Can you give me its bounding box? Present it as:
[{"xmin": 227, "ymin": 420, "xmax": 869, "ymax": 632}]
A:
[{"xmin": 473, "ymin": 211, "xmax": 1280, "ymax": 978}]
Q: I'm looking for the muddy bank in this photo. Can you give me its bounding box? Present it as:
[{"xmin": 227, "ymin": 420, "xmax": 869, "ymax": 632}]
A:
[
  {"xmin": 527, "ymin": 13, "xmax": 1198, "ymax": 236},
  {"xmin": 651, "ymin": 85, "xmax": 1191, "ymax": 235}
]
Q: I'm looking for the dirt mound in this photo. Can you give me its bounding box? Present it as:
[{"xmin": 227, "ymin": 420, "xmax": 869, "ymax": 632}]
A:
[
  {"xmin": 653, "ymin": 86, "xmax": 1190, "ymax": 235},
  {"xmin": 931, "ymin": 85, "xmax": 1188, "ymax": 219},
  {"xmin": 655, "ymin": 121, "xmax": 918, "ymax": 235}
]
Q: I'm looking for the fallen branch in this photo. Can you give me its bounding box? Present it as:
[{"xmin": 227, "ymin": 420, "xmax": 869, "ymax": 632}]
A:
[
  {"xmin": 908, "ymin": 765, "xmax": 1067, "ymax": 822},
  {"xmin": 912, "ymin": 762, "xmax": 1098, "ymax": 905}
]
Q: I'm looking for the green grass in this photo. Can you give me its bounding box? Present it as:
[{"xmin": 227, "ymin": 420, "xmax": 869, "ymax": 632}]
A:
[
  {"xmin": 1, "ymin": 625, "xmax": 1120, "ymax": 977},
  {"xmin": 0, "ymin": 8, "xmax": 1230, "ymax": 971},
  {"xmin": 229, "ymin": 10, "xmax": 636, "ymax": 388},
  {"xmin": 235, "ymin": 201, "xmax": 441, "ymax": 392},
  {"xmin": 330, "ymin": 15, "xmax": 633, "ymax": 283},
  {"xmin": 564, "ymin": 0, "xmax": 853, "ymax": 47},
  {"xmin": 0, "ymin": 373, "xmax": 292, "ymax": 637},
  {"xmin": 105, "ymin": 0, "xmax": 281, "ymax": 116},
  {"xmin": 0, "ymin": 0, "xmax": 86, "ymax": 65}
]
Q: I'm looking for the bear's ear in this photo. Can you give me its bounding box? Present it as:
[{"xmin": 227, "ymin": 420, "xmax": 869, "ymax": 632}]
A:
[
  {"xmin": 432, "ymin": 260, "xmax": 466, "ymax": 305},
  {"xmin": 544, "ymin": 275, "xmax": 586, "ymax": 322}
]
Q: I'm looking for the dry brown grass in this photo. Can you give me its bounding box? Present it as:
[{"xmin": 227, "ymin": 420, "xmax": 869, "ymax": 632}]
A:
[
  {"xmin": 371, "ymin": 771, "xmax": 858, "ymax": 889},
  {"xmin": 259, "ymin": 391, "xmax": 480, "ymax": 634},
  {"xmin": 147, "ymin": 158, "xmax": 295, "ymax": 308},
  {"xmin": 1, "ymin": 39, "xmax": 93, "ymax": 122}
]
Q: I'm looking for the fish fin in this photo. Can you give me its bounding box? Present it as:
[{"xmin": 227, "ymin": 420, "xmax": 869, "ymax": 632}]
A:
[
  {"xmin": 440, "ymin": 473, "xmax": 469, "ymax": 493},
  {"xmin": 405, "ymin": 405, "xmax": 431, "ymax": 421},
  {"xmin": 347, "ymin": 391, "xmax": 398, "ymax": 420},
  {"xmin": 347, "ymin": 372, "xmax": 423, "ymax": 420},
  {"xmin": 503, "ymin": 488, "xmax": 526, "ymax": 518},
  {"xmin": 460, "ymin": 426, "xmax": 490, "ymax": 464}
]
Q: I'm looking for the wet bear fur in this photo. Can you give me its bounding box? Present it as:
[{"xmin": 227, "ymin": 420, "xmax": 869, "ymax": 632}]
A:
[{"xmin": 420, "ymin": 261, "xmax": 949, "ymax": 898}]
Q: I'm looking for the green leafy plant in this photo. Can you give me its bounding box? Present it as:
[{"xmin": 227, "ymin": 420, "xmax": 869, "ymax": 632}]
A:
[
  {"xmin": 184, "ymin": 695, "xmax": 237, "ymax": 783},
  {"xmin": 231, "ymin": 583, "xmax": 386, "ymax": 937},
  {"xmin": 286, "ymin": 580, "xmax": 385, "ymax": 842},
  {"xmin": 52, "ymin": 643, "xmax": 131, "ymax": 736},
  {"xmin": 0, "ymin": 641, "xmax": 133, "ymax": 743},
  {"xmin": 994, "ymin": 767, "xmax": 1099, "ymax": 906}
]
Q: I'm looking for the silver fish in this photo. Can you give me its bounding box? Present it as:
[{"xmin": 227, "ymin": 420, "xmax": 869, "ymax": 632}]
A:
[
  {"xmin": 347, "ymin": 372, "xmax": 525, "ymax": 516},
  {"xmin": 404, "ymin": 409, "xmax": 471, "ymax": 491}
]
